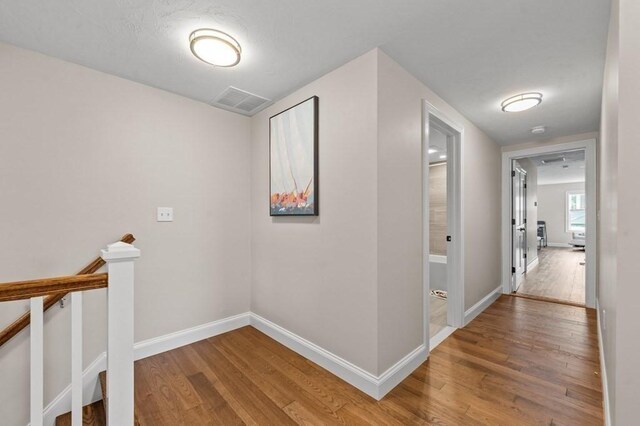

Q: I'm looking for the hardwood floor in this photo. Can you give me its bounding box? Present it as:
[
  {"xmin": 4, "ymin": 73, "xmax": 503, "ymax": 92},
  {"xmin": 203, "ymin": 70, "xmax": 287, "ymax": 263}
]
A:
[
  {"xmin": 133, "ymin": 296, "xmax": 603, "ymax": 425},
  {"xmin": 429, "ymin": 295, "xmax": 448, "ymax": 337},
  {"xmin": 518, "ymin": 247, "xmax": 586, "ymax": 305},
  {"xmin": 55, "ymin": 401, "xmax": 106, "ymax": 426}
]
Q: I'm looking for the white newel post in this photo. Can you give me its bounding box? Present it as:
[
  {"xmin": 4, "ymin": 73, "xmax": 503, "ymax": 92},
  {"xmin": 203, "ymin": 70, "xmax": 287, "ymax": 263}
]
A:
[{"xmin": 101, "ymin": 241, "xmax": 140, "ymax": 426}]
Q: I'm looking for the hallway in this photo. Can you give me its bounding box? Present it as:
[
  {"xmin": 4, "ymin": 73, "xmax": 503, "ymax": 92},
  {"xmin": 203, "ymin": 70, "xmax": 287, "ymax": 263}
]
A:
[
  {"xmin": 131, "ymin": 296, "xmax": 603, "ymax": 425},
  {"xmin": 518, "ymin": 247, "xmax": 586, "ymax": 305}
]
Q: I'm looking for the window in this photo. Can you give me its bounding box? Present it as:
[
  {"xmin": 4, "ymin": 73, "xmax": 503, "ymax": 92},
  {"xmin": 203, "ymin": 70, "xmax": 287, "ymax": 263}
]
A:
[{"xmin": 566, "ymin": 190, "xmax": 586, "ymax": 232}]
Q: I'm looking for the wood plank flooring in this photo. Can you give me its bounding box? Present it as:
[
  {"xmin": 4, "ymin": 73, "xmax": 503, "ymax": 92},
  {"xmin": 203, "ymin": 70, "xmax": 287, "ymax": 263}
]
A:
[
  {"xmin": 55, "ymin": 401, "xmax": 106, "ymax": 426},
  {"xmin": 518, "ymin": 247, "xmax": 586, "ymax": 305},
  {"xmin": 133, "ymin": 296, "xmax": 603, "ymax": 425}
]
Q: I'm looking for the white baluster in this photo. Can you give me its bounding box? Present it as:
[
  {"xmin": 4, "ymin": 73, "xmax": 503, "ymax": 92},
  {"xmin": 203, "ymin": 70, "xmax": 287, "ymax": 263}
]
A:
[
  {"xmin": 30, "ymin": 296, "xmax": 44, "ymax": 426},
  {"xmin": 71, "ymin": 292, "xmax": 83, "ymax": 425},
  {"xmin": 101, "ymin": 242, "xmax": 140, "ymax": 426}
]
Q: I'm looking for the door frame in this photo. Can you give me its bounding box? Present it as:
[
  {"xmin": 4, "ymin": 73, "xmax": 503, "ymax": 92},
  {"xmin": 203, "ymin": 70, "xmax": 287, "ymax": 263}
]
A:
[
  {"xmin": 500, "ymin": 138, "xmax": 597, "ymax": 308},
  {"xmin": 423, "ymin": 100, "xmax": 465, "ymax": 350}
]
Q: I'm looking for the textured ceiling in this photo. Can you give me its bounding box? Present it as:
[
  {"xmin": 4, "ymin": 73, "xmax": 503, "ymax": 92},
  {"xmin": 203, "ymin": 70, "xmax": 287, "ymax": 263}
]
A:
[
  {"xmin": 0, "ymin": 0, "xmax": 610, "ymax": 145},
  {"xmin": 381, "ymin": 1, "xmax": 610, "ymax": 144}
]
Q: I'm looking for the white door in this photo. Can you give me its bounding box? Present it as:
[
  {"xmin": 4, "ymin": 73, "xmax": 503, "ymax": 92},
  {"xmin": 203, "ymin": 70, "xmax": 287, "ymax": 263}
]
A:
[{"xmin": 512, "ymin": 166, "xmax": 527, "ymax": 291}]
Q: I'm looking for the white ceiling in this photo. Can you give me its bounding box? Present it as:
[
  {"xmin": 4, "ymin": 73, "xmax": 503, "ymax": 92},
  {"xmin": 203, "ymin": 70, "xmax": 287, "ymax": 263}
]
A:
[
  {"xmin": 0, "ymin": 1, "xmax": 610, "ymax": 145},
  {"xmin": 530, "ymin": 150, "xmax": 586, "ymax": 185},
  {"xmin": 381, "ymin": 1, "xmax": 610, "ymax": 145}
]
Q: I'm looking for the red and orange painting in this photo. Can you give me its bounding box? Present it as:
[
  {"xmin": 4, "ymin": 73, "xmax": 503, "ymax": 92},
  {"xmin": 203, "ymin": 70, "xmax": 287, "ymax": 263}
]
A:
[{"xmin": 269, "ymin": 96, "xmax": 318, "ymax": 216}]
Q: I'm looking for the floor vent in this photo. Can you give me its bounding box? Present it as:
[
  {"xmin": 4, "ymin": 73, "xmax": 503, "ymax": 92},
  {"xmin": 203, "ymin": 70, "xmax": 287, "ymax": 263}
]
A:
[{"xmin": 211, "ymin": 87, "xmax": 271, "ymax": 116}]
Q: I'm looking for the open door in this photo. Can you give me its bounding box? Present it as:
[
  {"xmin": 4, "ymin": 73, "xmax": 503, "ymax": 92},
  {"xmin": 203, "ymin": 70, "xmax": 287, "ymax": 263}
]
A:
[
  {"xmin": 512, "ymin": 164, "xmax": 527, "ymax": 291},
  {"xmin": 425, "ymin": 101, "xmax": 464, "ymax": 350}
]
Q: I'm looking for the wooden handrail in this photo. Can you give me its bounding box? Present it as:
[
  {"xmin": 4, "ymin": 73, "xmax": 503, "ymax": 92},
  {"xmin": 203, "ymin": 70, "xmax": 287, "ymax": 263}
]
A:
[
  {"xmin": 0, "ymin": 233, "xmax": 135, "ymax": 347},
  {"xmin": 0, "ymin": 273, "xmax": 108, "ymax": 303}
]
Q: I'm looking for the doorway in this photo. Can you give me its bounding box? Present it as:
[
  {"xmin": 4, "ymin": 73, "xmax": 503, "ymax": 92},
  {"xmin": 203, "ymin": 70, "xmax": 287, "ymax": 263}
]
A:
[
  {"xmin": 511, "ymin": 150, "xmax": 587, "ymax": 305},
  {"xmin": 501, "ymin": 140, "xmax": 596, "ymax": 308},
  {"xmin": 424, "ymin": 102, "xmax": 464, "ymax": 349}
]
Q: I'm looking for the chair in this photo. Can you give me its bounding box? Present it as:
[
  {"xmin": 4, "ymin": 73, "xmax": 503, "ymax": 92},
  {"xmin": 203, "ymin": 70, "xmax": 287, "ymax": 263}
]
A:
[{"xmin": 537, "ymin": 221, "xmax": 547, "ymax": 248}]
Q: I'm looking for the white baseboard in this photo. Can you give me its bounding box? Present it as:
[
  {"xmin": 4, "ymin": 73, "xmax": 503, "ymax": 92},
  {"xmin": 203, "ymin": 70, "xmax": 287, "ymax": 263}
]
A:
[
  {"xmin": 376, "ymin": 343, "xmax": 428, "ymax": 398},
  {"xmin": 596, "ymin": 300, "xmax": 612, "ymax": 426},
  {"xmin": 41, "ymin": 312, "xmax": 251, "ymax": 425},
  {"xmin": 42, "ymin": 309, "xmax": 429, "ymax": 423},
  {"xmin": 527, "ymin": 256, "xmax": 539, "ymax": 272},
  {"xmin": 429, "ymin": 326, "xmax": 456, "ymax": 350},
  {"xmin": 547, "ymin": 242, "xmax": 572, "ymax": 248},
  {"xmin": 134, "ymin": 312, "xmax": 250, "ymax": 360},
  {"xmin": 464, "ymin": 284, "xmax": 502, "ymax": 326},
  {"xmin": 249, "ymin": 313, "xmax": 427, "ymax": 400}
]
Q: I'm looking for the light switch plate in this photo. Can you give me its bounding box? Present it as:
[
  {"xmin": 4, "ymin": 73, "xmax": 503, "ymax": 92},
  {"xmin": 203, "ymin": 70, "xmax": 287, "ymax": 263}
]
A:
[{"xmin": 157, "ymin": 207, "xmax": 174, "ymax": 222}]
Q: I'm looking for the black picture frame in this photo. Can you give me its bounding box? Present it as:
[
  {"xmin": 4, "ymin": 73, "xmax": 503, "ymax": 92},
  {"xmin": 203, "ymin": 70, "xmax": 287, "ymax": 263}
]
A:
[{"xmin": 269, "ymin": 96, "xmax": 319, "ymax": 216}]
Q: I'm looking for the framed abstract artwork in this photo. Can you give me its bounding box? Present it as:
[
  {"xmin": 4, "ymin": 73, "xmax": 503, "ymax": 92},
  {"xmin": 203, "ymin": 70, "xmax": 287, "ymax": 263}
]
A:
[{"xmin": 269, "ymin": 96, "xmax": 319, "ymax": 216}]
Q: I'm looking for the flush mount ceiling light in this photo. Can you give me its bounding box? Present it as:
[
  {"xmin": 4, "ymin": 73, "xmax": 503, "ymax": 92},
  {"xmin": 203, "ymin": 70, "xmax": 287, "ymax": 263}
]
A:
[
  {"xmin": 501, "ymin": 92, "xmax": 543, "ymax": 112},
  {"xmin": 189, "ymin": 29, "xmax": 241, "ymax": 67}
]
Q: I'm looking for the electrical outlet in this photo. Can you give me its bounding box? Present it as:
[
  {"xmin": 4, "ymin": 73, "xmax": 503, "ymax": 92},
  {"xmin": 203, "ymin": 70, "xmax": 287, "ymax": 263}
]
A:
[{"xmin": 157, "ymin": 207, "xmax": 174, "ymax": 222}]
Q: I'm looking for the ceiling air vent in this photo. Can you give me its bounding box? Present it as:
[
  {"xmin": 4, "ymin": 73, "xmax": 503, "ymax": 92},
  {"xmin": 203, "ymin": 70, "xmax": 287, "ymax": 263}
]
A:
[
  {"xmin": 211, "ymin": 86, "xmax": 271, "ymax": 116},
  {"xmin": 541, "ymin": 157, "xmax": 566, "ymax": 164}
]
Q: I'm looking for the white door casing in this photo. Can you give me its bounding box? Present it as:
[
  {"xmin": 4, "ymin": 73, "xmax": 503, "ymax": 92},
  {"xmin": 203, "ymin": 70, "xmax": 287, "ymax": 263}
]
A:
[
  {"xmin": 512, "ymin": 164, "xmax": 527, "ymax": 291},
  {"xmin": 423, "ymin": 100, "xmax": 464, "ymax": 349},
  {"xmin": 501, "ymin": 138, "xmax": 596, "ymax": 308}
]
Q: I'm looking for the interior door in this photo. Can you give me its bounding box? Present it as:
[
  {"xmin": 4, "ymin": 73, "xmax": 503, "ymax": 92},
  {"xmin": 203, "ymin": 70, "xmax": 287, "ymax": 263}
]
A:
[{"xmin": 512, "ymin": 165, "xmax": 527, "ymax": 291}]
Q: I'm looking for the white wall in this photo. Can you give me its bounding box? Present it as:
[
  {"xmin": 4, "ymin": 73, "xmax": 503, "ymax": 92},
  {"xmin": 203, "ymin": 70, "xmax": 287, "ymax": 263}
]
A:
[
  {"xmin": 611, "ymin": 0, "xmax": 640, "ymax": 423},
  {"xmin": 599, "ymin": 1, "xmax": 619, "ymax": 421},
  {"xmin": 250, "ymin": 50, "xmax": 380, "ymax": 374},
  {"xmin": 1, "ymin": 40, "xmax": 504, "ymax": 418},
  {"xmin": 537, "ymin": 182, "xmax": 585, "ymax": 246},
  {"xmin": 599, "ymin": 0, "xmax": 640, "ymax": 423},
  {"xmin": 376, "ymin": 50, "xmax": 501, "ymax": 372},
  {"xmin": 376, "ymin": 51, "xmax": 426, "ymax": 373},
  {"xmin": 0, "ymin": 42, "xmax": 252, "ymax": 426},
  {"xmin": 250, "ymin": 49, "xmax": 502, "ymax": 376}
]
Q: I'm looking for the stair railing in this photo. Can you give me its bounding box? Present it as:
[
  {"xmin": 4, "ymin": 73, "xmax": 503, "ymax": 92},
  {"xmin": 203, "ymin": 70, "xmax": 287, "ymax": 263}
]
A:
[
  {"xmin": 0, "ymin": 237, "xmax": 140, "ymax": 426},
  {"xmin": 0, "ymin": 233, "xmax": 135, "ymax": 348}
]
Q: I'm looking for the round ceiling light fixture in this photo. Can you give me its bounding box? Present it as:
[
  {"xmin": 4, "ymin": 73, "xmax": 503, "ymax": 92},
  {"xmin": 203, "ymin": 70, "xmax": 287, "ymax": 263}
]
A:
[
  {"xmin": 501, "ymin": 92, "xmax": 543, "ymax": 112},
  {"xmin": 189, "ymin": 29, "xmax": 241, "ymax": 67}
]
